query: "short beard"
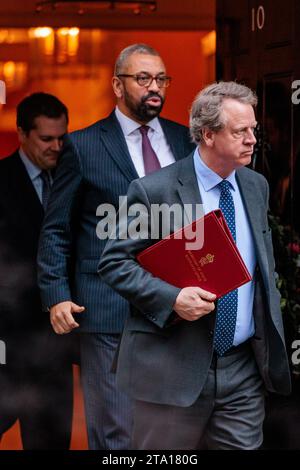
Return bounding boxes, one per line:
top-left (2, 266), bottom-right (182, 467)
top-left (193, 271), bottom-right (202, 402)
top-left (124, 91), bottom-right (164, 122)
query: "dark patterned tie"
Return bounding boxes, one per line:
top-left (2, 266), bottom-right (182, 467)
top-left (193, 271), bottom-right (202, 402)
top-left (139, 125), bottom-right (161, 175)
top-left (214, 180), bottom-right (238, 356)
top-left (40, 170), bottom-right (51, 210)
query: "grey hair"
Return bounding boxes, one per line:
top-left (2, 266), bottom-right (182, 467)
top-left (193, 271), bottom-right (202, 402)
top-left (189, 81), bottom-right (258, 144)
top-left (114, 43), bottom-right (160, 75)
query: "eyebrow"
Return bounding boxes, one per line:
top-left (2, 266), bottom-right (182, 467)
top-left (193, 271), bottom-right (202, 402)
top-left (233, 123), bottom-right (258, 131)
top-left (39, 134), bottom-right (66, 139)
top-left (135, 70), bottom-right (166, 75)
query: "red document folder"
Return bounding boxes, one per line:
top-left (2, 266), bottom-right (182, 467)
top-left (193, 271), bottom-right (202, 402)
top-left (137, 209), bottom-right (252, 298)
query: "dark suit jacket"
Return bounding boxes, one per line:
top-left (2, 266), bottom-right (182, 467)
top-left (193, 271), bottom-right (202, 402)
top-left (37, 111), bottom-right (195, 333)
top-left (0, 151), bottom-right (73, 368)
top-left (99, 154), bottom-right (291, 406)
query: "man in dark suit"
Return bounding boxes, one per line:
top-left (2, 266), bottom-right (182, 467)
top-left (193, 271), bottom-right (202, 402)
top-left (37, 43), bottom-right (195, 450)
top-left (0, 92), bottom-right (73, 449)
top-left (99, 81), bottom-right (291, 450)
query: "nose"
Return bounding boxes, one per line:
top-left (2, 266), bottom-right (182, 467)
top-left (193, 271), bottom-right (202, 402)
top-left (147, 77), bottom-right (160, 93)
top-left (245, 129), bottom-right (257, 145)
top-left (51, 139), bottom-right (63, 152)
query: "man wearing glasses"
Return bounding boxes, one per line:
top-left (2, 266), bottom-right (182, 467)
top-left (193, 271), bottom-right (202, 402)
top-left (37, 43), bottom-right (195, 450)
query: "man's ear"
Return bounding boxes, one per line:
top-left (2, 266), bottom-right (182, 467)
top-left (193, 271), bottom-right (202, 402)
top-left (17, 126), bottom-right (27, 145)
top-left (202, 128), bottom-right (215, 147)
top-left (112, 76), bottom-right (123, 99)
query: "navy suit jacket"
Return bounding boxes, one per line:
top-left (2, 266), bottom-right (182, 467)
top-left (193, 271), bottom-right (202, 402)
top-left (0, 151), bottom-right (44, 332)
top-left (0, 151), bottom-right (75, 367)
top-left (37, 111), bottom-right (195, 333)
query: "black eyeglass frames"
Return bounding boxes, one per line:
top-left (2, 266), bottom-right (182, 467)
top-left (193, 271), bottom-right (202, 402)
top-left (117, 74), bottom-right (171, 88)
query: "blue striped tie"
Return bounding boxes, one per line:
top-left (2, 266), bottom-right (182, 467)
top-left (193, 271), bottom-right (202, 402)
top-left (214, 180), bottom-right (238, 356)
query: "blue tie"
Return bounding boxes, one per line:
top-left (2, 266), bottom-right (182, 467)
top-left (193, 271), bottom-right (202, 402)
top-left (214, 180), bottom-right (238, 356)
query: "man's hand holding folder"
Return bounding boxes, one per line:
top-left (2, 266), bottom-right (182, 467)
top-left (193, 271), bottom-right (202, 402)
top-left (172, 286), bottom-right (216, 322)
top-left (137, 209), bottom-right (252, 322)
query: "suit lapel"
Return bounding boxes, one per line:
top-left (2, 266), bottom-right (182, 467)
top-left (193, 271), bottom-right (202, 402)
top-left (15, 153), bottom-right (44, 227)
top-left (159, 118), bottom-right (184, 162)
top-left (236, 169), bottom-right (270, 284)
top-left (100, 111), bottom-right (139, 182)
top-left (0, 151), bottom-right (44, 236)
top-left (176, 154), bottom-right (203, 223)
top-left (100, 113), bottom-right (189, 181)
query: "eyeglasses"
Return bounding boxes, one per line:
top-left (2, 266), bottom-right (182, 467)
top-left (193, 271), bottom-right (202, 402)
top-left (117, 74), bottom-right (171, 88)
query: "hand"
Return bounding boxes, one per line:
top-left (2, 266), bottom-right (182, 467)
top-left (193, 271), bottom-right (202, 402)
top-left (173, 287), bottom-right (216, 322)
top-left (49, 301), bottom-right (85, 334)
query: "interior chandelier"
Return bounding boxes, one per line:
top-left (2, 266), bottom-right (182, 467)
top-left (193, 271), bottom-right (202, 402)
top-left (35, 0), bottom-right (157, 15)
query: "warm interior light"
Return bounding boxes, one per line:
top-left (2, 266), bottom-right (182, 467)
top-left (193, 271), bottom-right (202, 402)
top-left (57, 27), bottom-right (70, 36)
top-left (68, 29), bottom-right (80, 56)
top-left (3, 61), bottom-right (16, 81)
top-left (44, 30), bottom-right (55, 55)
top-left (56, 28), bottom-right (80, 59)
top-left (201, 31), bottom-right (216, 57)
top-left (29, 27), bottom-right (53, 38)
top-left (0, 30), bottom-right (9, 43)
top-left (29, 27), bottom-right (54, 56)
top-left (0, 29), bottom-right (29, 43)
top-left (69, 27), bottom-right (80, 37)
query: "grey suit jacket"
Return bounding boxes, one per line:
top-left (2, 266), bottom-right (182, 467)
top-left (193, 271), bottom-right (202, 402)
top-left (99, 154), bottom-right (291, 405)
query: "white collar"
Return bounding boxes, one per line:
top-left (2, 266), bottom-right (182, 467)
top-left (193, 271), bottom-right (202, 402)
top-left (19, 148), bottom-right (41, 181)
top-left (115, 106), bottom-right (161, 136)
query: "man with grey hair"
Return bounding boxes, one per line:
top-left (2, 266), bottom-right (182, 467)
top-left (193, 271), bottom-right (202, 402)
top-left (37, 43), bottom-right (194, 449)
top-left (99, 81), bottom-right (291, 449)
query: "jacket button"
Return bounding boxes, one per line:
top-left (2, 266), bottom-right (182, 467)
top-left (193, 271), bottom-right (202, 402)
top-left (209, 330), bottom-right (214, 337)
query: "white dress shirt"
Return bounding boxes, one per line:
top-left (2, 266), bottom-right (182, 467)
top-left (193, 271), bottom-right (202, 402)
top-left (115, 107), bottom-right (175, 177)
